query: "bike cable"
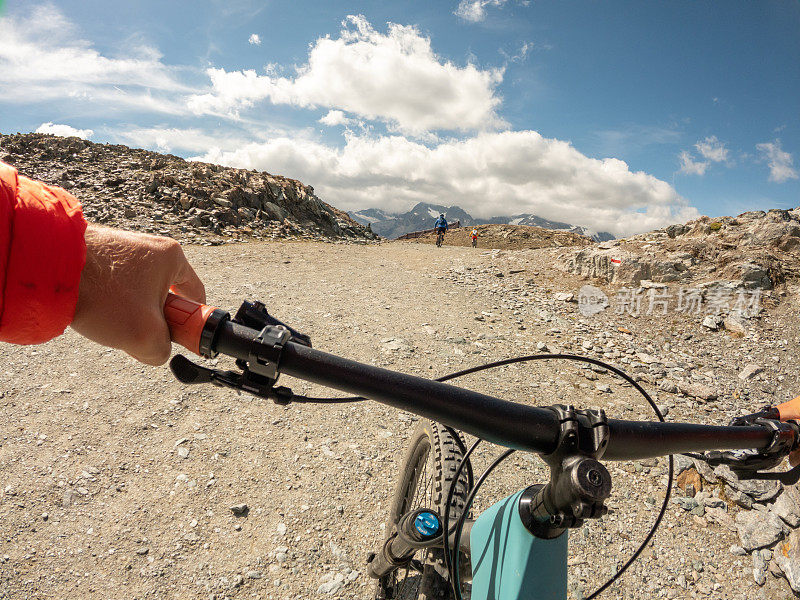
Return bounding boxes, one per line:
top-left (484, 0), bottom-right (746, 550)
top-left (267, 390), bottom-right (365, 403)
top-left (263, 351), bottom-right (673, 599)
top-left (437, 353), bottom-right (673, 600)
top-left (452, 448), bottom-right (515, 600)
top-left (442, 437), bottom-right (482, 598)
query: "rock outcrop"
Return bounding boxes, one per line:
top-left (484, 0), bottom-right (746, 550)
top-left (557, 210), bottom-right (800, 290)
top-left (0, 133), bottom-right (377, 244)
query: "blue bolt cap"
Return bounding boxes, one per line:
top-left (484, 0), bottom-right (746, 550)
top-left (414, 511), bottom-right (441, 537)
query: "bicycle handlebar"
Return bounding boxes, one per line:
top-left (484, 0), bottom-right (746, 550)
top-left (276, 335), bottom-right (776, 460)
top-left (164, 293), bottom-right (789, 461)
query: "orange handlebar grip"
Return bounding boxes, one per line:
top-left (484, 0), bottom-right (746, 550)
top-left (164, 292), bottom-right (223, 356)
top-left (777, 395), bottom-right (800, 422)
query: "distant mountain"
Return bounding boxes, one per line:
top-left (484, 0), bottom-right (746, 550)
top-left (347, 207), bottom-right (395, 226)
top-left (348, 202), bottom-right (473, 239)
top-left (484, 214), bottom-right (614, 241)
top-left (348, 202), bottom-right (615, 242)
top-left (573, 227), bottom-right (616, 243)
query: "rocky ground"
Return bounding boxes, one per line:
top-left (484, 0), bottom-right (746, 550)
top-left (0, 133), bottom-right (376, 244)
top-left (2, 238), bottom-right (800, 600)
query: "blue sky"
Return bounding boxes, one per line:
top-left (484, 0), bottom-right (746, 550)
top-left (0, 0), bottom-right (797, 236)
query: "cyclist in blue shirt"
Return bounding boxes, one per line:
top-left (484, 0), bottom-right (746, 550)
top-left (434, 214), bottom-right (448, 235)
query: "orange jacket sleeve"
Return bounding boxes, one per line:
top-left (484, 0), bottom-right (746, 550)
top-left (0, 160), bottom-right (87, 344)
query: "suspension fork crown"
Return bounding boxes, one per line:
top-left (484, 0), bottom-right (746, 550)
top-left (366, 509), bottom-right (444, 579)
top-left (519, 404), bottom-right (613, 538)
top-left (413, 511), bottom-right (441, 537)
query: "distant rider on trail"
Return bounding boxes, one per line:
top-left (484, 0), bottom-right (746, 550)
top-left (434, 214), bottom-right (448, 247)
top-left (471, 227), bottom-right (478, 247)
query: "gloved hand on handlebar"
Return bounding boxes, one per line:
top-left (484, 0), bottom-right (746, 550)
top-left (71, 225), bottom-right (206, 366)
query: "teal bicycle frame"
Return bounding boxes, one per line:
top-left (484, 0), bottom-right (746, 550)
top-left (470, 490), bottom-right (568, 600)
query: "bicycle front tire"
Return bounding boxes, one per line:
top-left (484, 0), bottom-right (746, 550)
top-left (375, 420), bottom-right (470, 600)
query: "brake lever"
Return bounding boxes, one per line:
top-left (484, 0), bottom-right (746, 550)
top-left (697, 449), bottom-right (785, 472)
top-left (737, 464), bottom-right (800, 485)
top-left (168, 297), bottom-right (314, 406)
top-left (688, 415), bottom-right (800, 482)
top-left (729, 406), bottom-right (779, 426)
top-left (169, 354), bottom-right (295, 405)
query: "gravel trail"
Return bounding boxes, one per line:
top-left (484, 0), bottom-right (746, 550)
top-left (1, 240), bottom-right (798, 600)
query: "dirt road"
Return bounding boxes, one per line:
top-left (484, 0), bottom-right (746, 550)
top-left (1, 240), bottom-right (797, 599)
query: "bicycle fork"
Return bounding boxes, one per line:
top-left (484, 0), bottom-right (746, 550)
top-left (367, 509), bottom-right (473, 580)
top-left (368, 496), bottom-right (570, 600)
top-left (369, 406), bottom-right (612, 599)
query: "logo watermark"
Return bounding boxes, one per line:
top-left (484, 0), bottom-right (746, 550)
top-left (578, 285), bottom-right (609, 317)
top-left (576, 285), bottom-right (761, 318)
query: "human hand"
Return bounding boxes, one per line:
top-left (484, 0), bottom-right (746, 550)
top-left (776, 395), bottom-right (800, 467)
top-left (70, 225), bottom-right (206, 365)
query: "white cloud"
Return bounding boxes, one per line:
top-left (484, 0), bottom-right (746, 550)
top-left (248, 34), bottom-right (261, 46)
top-left (694, 135), bottom-right (729, 163)
top-left (678, 150), bottom-right (708, 176)
top-left (115, 127), bottom-right (241, 153)
top-left (756, 140), bottom-right (799, 183)
top-left (454, 0), bottom-right (507, 22)
top-left (111, 125), bottom-right (306, 154)
top-left (35, 122), bottom-right (94, 139)
top-left (318, 110), bottom-right (353, 127)
top-left (505, 41), bottom-right (533, 63)
top-left (194, 130), bottom-right (696, 237)
top-left (188, 15), bottom-right (506, 135)
top-left (0, 5), bottom-right (189, 114)
top-left (677, 135), bottom-right (730, 177)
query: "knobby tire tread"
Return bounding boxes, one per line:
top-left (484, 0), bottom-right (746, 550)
top-left (378, 420), bottom-right (470, 600)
